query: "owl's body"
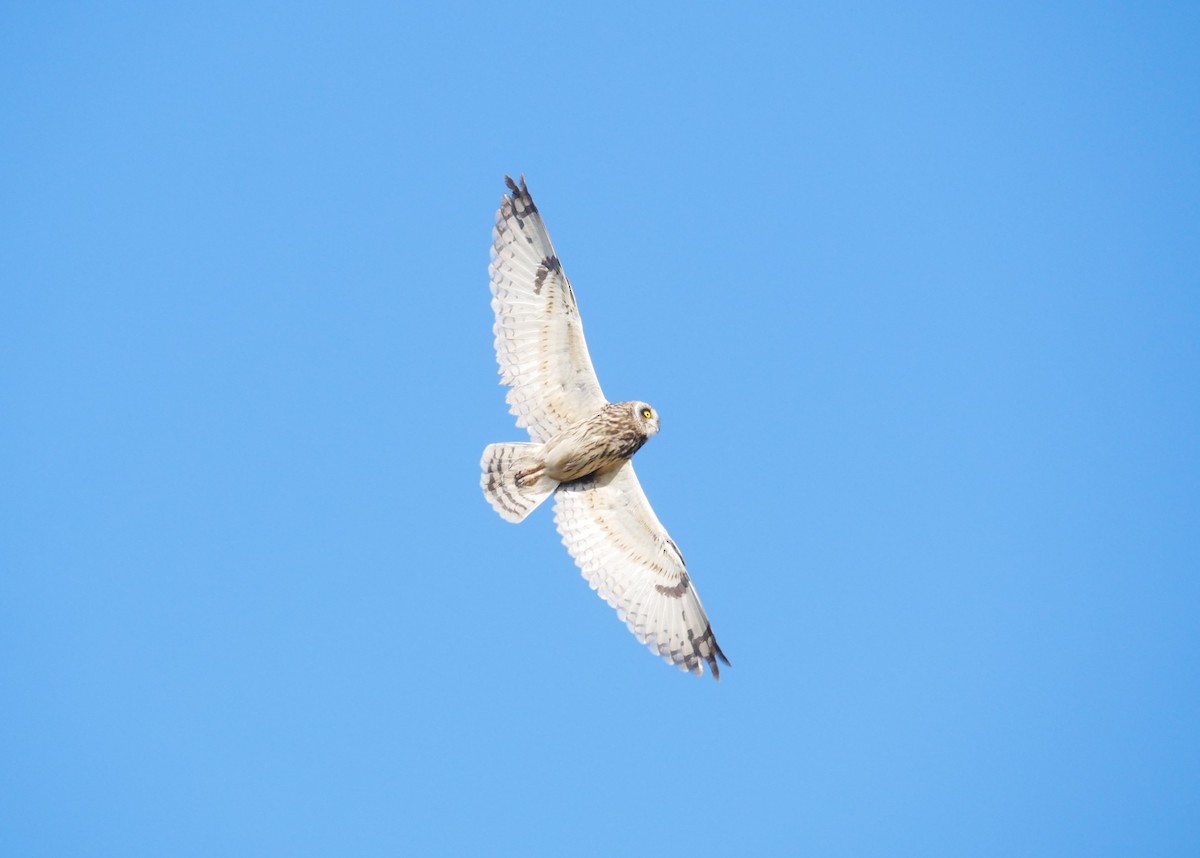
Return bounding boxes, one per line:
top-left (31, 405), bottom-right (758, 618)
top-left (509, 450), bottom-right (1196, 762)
top-left (541, 400), bottom-right (657, 481)
top-left (480, 177), bottom-right (729, 679)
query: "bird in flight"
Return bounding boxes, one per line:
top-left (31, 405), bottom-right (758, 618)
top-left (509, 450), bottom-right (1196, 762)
top-left (480, 176), bottom-right (729, 679)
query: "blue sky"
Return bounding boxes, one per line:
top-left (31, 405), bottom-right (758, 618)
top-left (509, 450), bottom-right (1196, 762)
top-left (3, 2), bottom-right (1198, 855)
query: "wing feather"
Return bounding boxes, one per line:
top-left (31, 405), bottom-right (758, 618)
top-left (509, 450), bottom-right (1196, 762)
top-left (553, 462), bottom-right (729, 678)
top-left (490, 176), bottom-right (607, 442)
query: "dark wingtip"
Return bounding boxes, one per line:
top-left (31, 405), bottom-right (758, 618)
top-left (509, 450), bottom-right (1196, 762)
top-left (502, 175), bottom-right (536, 216)
top-left (708, 640), bottom-right (731, 681)
top-left (503, 174), bottom-right (529, 196)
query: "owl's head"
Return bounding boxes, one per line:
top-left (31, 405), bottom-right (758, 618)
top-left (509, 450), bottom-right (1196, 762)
top-left (632, 401), bottom-right (660, 438)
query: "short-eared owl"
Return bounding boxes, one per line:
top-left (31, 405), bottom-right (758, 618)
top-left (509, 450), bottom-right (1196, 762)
top-left (480, 176), bottom-right (729, 679)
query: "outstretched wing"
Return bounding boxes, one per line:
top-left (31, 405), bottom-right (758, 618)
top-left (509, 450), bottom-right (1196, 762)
top-left (490, 176), bottom-right (607, 443)
top-left (554, 462), bottom-right (729, 678)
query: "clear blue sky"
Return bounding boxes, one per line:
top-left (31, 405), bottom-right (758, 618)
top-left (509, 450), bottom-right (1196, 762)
top-left (3, 2), bottom-right (1198, 855)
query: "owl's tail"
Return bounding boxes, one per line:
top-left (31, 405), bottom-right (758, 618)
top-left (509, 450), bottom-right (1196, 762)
top-left (481, 442), bottom-right (559, 523)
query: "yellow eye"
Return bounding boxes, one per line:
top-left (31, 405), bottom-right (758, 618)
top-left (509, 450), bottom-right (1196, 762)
top-left (642, 408), bottom-right (652, 419)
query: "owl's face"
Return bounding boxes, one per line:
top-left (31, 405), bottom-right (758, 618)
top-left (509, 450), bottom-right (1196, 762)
top-left (632, 401), bottom-right (660, 438)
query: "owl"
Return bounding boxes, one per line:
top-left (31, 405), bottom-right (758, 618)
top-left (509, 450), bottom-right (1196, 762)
top-left (480, 176), bottom-right (729, 679)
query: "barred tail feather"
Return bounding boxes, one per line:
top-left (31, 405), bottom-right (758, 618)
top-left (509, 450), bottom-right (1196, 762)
top-left (481, 442), bottom-right (559, 523)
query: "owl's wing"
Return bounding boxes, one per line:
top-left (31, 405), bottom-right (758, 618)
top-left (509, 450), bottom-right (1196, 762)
top-left (490, 176), bottom-right (608, 442)
top-left (554, 461), bottom-right (729, 679)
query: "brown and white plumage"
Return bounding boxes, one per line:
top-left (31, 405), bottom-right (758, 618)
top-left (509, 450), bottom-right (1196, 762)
top-left (481, 176), bottom-right (729, 679)
top-left (489, 176), bottom-right (607, 442)
top-left (555, 463), bottom-right (727, 676)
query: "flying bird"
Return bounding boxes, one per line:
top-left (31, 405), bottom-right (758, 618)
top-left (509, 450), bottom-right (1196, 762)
top-left (480, 176), bottom-right (729, 679)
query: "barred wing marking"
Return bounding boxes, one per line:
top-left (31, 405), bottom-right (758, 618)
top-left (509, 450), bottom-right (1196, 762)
top-left (490, 176), bottom-right (607, 443)
top-left (554, 462), bottom-right (729, 678)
